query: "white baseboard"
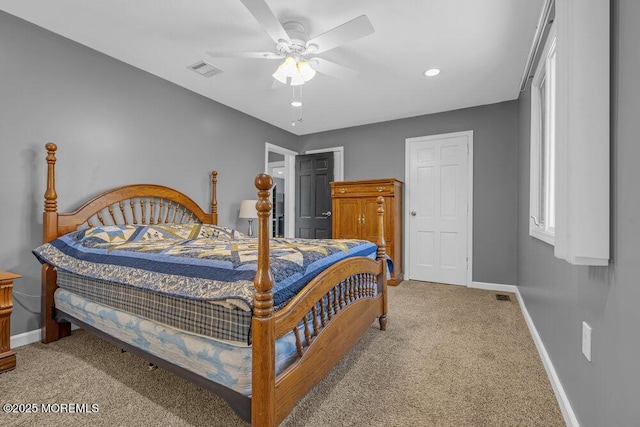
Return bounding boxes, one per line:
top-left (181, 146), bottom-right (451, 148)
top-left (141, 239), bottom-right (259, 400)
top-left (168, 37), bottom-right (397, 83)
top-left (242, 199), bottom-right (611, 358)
top-left (513, 287), bottom-right (580, 427)
top-left (468, 282), bottom-right (518, 294)
top-left (470, 281), bottom-right (579, 427)
top-left (11, 324), bottom-right (80, 349)
top-left (10, 328), bottom-right (42, 348)
top-left (470, 281), bottom-right (518, 293)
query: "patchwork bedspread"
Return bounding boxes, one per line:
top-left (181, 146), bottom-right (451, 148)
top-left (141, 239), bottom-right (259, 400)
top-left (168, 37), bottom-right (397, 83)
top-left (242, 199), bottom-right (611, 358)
top-left (33, 224), bottom-right (378, 310)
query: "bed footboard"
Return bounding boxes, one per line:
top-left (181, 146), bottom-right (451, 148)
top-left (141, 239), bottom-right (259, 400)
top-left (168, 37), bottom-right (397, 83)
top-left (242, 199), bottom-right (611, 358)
top-left (251, 174), bottom-right (388, 426)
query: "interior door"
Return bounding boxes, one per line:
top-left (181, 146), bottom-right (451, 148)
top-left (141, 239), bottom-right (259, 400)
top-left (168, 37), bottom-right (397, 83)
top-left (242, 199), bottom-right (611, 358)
top-left (295, 153), bottom-right (334, 238)
top-left (408, 133), bottom-right (470, 285)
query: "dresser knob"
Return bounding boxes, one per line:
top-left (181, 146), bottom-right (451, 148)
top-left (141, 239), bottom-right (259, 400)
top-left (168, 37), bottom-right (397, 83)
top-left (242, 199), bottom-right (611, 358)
top-left (377, 186), bottom-right (384, 192)
top-left (339, 188), bottom-right (346, 194)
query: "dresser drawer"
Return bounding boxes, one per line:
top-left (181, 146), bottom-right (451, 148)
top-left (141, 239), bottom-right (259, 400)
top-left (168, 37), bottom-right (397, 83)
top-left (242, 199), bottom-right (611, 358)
top-left (331, 183), bottom-right (395, 197)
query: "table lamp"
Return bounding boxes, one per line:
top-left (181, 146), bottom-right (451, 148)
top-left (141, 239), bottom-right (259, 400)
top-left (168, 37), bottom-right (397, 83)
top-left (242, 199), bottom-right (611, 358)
top-left (239, 199), bottom-right (258, 237)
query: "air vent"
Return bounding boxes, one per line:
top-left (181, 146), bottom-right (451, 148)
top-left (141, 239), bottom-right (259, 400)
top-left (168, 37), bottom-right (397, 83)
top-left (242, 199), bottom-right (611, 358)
top-left (187, 61), bottom-right (223, 78)
top-left (496, 294), bottom-right (511, 301)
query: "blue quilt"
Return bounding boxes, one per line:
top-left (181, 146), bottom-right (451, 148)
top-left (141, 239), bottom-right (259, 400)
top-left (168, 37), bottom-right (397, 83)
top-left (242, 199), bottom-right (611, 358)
top-left (33, 224), bottom-right (380, 310)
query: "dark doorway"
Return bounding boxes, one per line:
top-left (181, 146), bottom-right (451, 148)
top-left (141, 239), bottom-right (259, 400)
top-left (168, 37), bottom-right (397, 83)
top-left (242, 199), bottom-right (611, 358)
top-left (295, 152), bottom-right (334, 238)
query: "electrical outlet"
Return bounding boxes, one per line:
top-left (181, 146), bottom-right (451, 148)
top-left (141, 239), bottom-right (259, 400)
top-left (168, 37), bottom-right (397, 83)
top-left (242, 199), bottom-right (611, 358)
top-left (582, 321), bottom-right (592, 362)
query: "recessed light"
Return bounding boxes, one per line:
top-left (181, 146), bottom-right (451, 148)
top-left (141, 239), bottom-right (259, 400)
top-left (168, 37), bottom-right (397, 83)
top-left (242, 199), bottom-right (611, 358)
top-left (424, 68), bottom-right (440, 77)
top-left (291, 100), bottom-right (302, 107)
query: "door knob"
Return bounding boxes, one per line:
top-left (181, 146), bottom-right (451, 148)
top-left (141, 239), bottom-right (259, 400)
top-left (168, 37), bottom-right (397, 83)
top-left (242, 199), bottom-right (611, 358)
top-left (321, 211), bottom-right (332, 217)
top-left (410, 211), bottom-right (417, 216)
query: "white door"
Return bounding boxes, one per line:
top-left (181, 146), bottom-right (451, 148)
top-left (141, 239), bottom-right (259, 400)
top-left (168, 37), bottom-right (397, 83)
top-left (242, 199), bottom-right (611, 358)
top-left (406, 132), bottom-right (472, 285)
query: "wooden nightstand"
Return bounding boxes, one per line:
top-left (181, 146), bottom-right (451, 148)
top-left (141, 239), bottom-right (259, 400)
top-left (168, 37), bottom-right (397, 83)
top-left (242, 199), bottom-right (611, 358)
top-left (0, 270), bottom-right (19, 373)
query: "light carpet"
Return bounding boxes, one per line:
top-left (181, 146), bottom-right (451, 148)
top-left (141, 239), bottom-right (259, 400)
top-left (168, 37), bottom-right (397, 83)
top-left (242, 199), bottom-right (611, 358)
top-left (0, 281), bottom-right (564, 426)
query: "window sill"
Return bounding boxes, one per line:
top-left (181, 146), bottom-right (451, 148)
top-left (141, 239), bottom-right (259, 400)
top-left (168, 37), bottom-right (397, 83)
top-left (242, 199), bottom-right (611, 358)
top-left (530, 228), bottom-right (555, 246)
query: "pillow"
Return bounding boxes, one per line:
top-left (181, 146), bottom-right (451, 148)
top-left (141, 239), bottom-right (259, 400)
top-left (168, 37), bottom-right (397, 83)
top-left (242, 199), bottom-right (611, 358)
top-left (72, 223), bottom-right (244, 246)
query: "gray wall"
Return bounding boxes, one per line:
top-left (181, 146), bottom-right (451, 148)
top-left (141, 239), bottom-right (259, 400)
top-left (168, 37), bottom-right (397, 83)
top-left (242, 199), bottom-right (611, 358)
top-left (0, 12), bottom-right (297, 335)
top-left (299, 102), bottom-right (519, 285)
top-left (516, 1), bottom-right (640, 425)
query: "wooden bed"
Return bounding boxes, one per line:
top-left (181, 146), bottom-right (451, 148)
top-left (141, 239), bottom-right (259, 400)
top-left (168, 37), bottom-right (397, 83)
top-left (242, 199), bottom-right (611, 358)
top-left (40, 143), bottom-right (388, 426)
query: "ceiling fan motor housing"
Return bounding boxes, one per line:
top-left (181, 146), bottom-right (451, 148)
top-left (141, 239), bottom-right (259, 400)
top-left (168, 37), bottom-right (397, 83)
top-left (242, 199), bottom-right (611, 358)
top-left (282, 21), bottom-right (309, 54)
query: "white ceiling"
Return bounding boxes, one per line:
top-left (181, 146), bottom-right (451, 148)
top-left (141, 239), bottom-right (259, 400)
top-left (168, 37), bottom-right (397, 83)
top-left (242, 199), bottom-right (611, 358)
top-left (2, 0), bottom-right (543, 136)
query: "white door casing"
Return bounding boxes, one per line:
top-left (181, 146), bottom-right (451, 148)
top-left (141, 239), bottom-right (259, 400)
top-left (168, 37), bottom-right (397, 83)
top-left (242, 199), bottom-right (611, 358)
top-left (405, 131), bottom-right (473, 286)
top-left (265, 143), bottom-right (297, 238)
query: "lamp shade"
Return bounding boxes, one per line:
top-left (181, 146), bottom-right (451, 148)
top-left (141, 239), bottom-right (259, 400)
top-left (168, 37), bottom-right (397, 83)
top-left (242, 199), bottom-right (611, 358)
top-left (239, 200), bottom-right (258, 219)
top-left (297, 60), bottom-right (316, 82)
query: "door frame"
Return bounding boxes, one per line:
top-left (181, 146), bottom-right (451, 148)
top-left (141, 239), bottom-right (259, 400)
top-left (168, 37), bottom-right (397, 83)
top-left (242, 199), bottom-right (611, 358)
top-left (265, 143), bottom-right (297, 238)
top-left (404, 131), bottom-right (474, 286)
top-left (304, 146), bottom-right (344, 182)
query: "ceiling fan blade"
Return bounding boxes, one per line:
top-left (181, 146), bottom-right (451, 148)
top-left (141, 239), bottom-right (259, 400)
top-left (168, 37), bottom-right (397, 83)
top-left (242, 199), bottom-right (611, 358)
top-left (306, 15), bottom-right (374, 54)
top-left (240, 0), bottom-right (291, 44)
top-left (309, 58), bottom-right (358, 80)
top-left (207, 51), bottom-right (281, 59)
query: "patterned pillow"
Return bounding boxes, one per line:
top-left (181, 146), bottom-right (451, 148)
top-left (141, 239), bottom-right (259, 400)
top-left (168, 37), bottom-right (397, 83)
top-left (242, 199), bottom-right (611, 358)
top-left (73, 224), bottom-right (243, 246)
top-left (75, 225), bottom-right (138, 244)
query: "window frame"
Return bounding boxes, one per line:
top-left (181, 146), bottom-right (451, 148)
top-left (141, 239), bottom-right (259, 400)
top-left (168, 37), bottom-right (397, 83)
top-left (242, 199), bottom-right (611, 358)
top-left (529, 24), bottom-right (557, 246)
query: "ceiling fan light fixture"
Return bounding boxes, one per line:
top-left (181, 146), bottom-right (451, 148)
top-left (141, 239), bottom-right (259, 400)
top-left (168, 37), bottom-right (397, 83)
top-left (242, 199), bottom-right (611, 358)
top-left (272, 65), bottom-right (289, 84)
top-left (290, 73), bottom-right (306, 86)
top-left (281, 56), bottom-right (297, 74)
top-left (297, 60), bottom-right (316, 82)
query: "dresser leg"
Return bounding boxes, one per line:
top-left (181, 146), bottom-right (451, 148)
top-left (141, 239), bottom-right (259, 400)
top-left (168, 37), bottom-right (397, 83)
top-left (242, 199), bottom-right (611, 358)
top-left (0, 271), bottom-right (20, 373)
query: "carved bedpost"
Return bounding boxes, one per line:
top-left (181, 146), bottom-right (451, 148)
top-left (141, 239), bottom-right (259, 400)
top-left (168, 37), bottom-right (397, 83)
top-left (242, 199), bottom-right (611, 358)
top-left (43, 143), bottom-right (58, 243)
top-left (42, 143), bottom-right (71, 343)
top-left (252, 173), bottom-right (276, 427)
top-left (211, 170), bottom-right (218, 225)
top-left (376, 196), bottom-right (388, 331)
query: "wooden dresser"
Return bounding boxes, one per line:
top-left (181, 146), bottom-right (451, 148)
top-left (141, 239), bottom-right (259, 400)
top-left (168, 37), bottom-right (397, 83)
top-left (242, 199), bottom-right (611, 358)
top-left (331, 179), bottom-right (403, 285)
top-left (0, 270), bottom-right (19, 373)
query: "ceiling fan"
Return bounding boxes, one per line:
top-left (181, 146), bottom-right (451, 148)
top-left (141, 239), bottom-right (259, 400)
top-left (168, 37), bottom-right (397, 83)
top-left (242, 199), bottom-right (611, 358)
top-left (206, 0), bottom-right (375, 85)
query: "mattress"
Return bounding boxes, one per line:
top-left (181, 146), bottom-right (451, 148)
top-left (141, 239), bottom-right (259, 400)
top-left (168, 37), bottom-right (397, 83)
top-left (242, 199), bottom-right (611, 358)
top-left (54, 288), bottom-right (300, 396)
top-left (56, 269), bottom-right (252, 344)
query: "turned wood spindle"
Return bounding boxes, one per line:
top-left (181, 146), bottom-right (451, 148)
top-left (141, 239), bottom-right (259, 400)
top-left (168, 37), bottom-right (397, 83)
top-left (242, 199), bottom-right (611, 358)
top-left (251, 173), bottom-right (275, 427)
top-left (149, 198), bottom-right (155, 224)
top-left (211, 171), bottom-right (218, 223)
top-left (303, 314), bottom-right (312, 345)
top-left (108, 205), bottom-right (117, 224)
top-left (96, 211), bottom-right (105, 226)
top-left (140, 199), bottom-right (146, 224)
top-left (311, 305), bottom-right (319, 336)
top-left (44, 143), bottom-right (58, 214)
top-left (119, 202), bottom-right (127, 225)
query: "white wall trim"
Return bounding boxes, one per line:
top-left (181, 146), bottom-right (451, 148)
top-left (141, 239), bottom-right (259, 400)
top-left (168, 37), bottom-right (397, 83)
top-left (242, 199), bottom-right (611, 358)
top-left (469, 281), bottom-right (579, 427)
top-left (11, 328), bottom-right (42, 348)
top-left (469, 281), bottom-right (518, 293)
top-left (514, 287), bottom-right (580, 427)
top-left (11, 324), bottom-right (80, 349)
top-left (265, 142), bottom-right (297, 238)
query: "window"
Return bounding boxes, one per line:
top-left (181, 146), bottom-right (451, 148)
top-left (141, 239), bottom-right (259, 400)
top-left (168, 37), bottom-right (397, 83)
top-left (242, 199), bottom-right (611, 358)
top-left (530, 25), bottom-right (556, 245)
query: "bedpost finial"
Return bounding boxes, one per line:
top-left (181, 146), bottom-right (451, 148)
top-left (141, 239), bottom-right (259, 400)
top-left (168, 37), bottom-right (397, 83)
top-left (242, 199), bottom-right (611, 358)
top-left (211, 170), bottom-right (218, 216)
top-left (376, 196), bottom-right (386, 260)
top-left (255, 173), bottom-right (274, 192)
top-left (254, 173), bottom-right (274, 318)
top-left (44, 143), bottom-right (58, 212)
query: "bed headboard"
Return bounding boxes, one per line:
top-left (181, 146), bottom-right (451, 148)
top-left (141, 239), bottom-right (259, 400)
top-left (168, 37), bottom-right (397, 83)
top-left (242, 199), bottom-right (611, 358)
top-left (42, 143), bottom-right (218, 242)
